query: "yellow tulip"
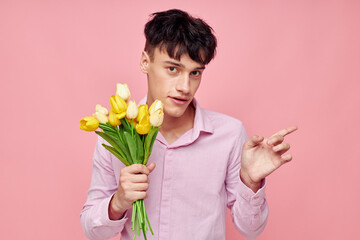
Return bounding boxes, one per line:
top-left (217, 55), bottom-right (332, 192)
top-left (93, 104), bottom-right (109, 124)
top-left (135, 104), bottom-right (151, 134)
top-left (108, 110), bottom-right (121, 126)
top-left (136, 117), bottom-right (151, 135)
top-left (126, 100), bottom-right (138, 119)
top-left (136, 104), bottom-right (148, 122)
top-left (149, 100), bottom-right (164, 127)
top-left (110, 95), bottom-right (127, 118)
top-left (116, 83), bottom-right (131, 101)
top-left (80, 116), bottom-right (99, 131)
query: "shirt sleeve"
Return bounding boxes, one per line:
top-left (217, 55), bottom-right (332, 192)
top-left (225, 124), bottom-right (269, 240)
top-left (80, 136), bottom-right (129, 240)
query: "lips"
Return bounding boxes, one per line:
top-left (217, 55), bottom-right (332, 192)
top-left (171, 96), bottom-right (188, 101)
top-left (169, 96), bottom-right (189, 105)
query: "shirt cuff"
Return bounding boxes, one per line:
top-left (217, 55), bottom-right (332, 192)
top-left (98, 193), bottom-right (129, 227)
top-left (238, 178), bottom-right (266, 206)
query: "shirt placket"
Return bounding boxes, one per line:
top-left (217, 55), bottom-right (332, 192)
top-left (158, 146), bottom-right (173, 240)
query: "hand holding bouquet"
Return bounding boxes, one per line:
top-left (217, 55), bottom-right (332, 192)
top-left (80, 83), bottom-right (163, 239)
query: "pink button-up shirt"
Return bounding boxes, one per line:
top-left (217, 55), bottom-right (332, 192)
top-left (81, 99), bottom-right (268, 240)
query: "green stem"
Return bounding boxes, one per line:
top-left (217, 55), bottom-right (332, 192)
top-left (143, 229), bottom-right (148, 240)
top-left (131, 202), bottom-right (136, 231)
top-left (132, 203), bottom-right (137, 240)
top-left (136, 200), bottom-right (144, 226)
top-left (137, 202), bottom-right (141, 236)
top-left (143, 200), bottom-right (154, 235)
top-left (131, 119), bottom-right (133, 137)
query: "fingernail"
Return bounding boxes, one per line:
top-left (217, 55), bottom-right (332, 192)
top-left (273, 145), bottom-right (280, 151)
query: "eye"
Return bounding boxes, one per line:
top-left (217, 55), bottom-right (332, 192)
top-left (191, 71), bottom-right (201, 77)
top-left (168, 67), bottom-right (177, 73)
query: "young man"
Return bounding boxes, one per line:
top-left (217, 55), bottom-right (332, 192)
top-left (81, 9), bottom-right (297, 240)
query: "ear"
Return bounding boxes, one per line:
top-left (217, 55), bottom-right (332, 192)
top-left (140, 51), bottom-right (150, 73)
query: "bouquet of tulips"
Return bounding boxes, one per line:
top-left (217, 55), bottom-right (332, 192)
top-left (80, 83), bottom-right (164, 239)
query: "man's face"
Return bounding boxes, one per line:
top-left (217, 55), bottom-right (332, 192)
top-left (141, 47), bottom-right (205, 119)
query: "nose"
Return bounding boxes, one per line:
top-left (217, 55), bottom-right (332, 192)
top-left (176, 73), bottom-right (190, 94)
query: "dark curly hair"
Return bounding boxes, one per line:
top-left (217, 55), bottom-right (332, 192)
top-left (144, 9), bottom-right (217, 65)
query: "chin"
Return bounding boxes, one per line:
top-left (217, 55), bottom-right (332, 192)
top-left (164, 107), bottom-right (187, 119)
top-left (165, 110), bottom-right (185, 119)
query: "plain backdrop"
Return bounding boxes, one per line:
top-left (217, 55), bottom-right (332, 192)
top-left (1, 0), bottom-right (359, 239)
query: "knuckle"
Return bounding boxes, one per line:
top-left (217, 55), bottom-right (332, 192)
top-left (120, 167), bottom-right (127, 174)
top-left (131, 164), bottom-right (140, 172)
top-left (136, 164), bottom-right (148, 174)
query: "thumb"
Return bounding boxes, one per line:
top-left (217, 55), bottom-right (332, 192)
top-left (245, 135), bottom-right (264, 148)
top-left (147, 162), bottom-right (156, 173)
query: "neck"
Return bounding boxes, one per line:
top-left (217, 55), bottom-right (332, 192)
top-left (160, 102), bottom-right (195, 145)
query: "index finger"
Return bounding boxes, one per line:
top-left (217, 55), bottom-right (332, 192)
top-left (271, 126), bottom-right (298, 138)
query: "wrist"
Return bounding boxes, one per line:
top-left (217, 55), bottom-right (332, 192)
top-left (108, 193), bottom-right (127, 220)
top-left (240, 169), bottom-right (262, 193)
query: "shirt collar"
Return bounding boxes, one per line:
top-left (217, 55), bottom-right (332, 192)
top-left (192, 98), bottom-right (214, 135)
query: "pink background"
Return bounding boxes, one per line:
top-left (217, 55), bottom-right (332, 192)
top-left (1, 0), bottom-right (359, 239)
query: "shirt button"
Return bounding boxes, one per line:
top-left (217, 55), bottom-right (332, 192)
top-left (253, 196), bottom-right (259, 200)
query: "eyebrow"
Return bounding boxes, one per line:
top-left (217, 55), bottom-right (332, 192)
top-left (164, 61), bottom-right (205, 70)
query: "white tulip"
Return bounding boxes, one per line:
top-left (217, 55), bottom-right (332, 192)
top-left (92, 112), bottom-right (108, 124)
top-left (126, 100), bottom-right (139, 119)
top-left (149, 99), bottom-right (164, 127)
top-left (95, 104), bottom-right (109, 115)
top-left (116, 83), bottom-right (131, 101)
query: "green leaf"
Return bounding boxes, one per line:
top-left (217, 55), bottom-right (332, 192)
top-left (95, 131), bottom-right (127, 161)
top-left (116, 125), bottom-right (125, 144)
top-left (144, 127), bottom-right (158, 153)
top-left (120, 118), bottom-right (132, 134)
top-left (99, 125), bottom-right (118, 140)
top-left (106, 130), bottom-right (120, 141)
top-left (143, 127), bottom-right (159, 165)
top-left (149, 127), bottom-right (159, 155)
top-left (116, 128), bottom-right (133, 165)
top-left (124, 131), bottom-right (138, 164)
top-left (135, 133), bottom-right (144, 163)
top-left (99, 123), bottom-right (117, 133)
top-left (102, 144), bottom-right (130, 166)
